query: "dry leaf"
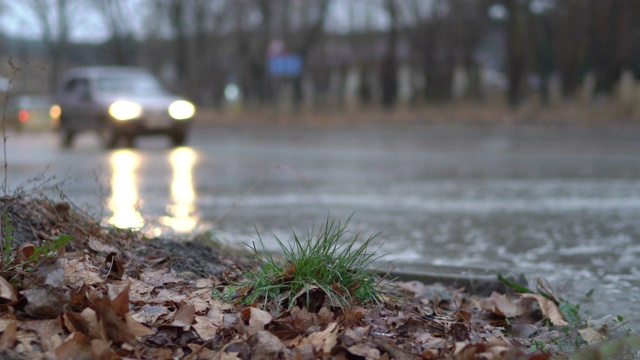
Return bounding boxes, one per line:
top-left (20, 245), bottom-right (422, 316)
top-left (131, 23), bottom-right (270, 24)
top-left (54, 332), bottom-right (96, 359)
top-left (480, 292), bottom-right (523, 318)
top-left (281, 334), bottom-right (302, 347)
top-left (15, 329), bottom-right (38, 353)
top-left (103, 252), bottom-right (125, 280)
top-left (317, 306), bottom-right (335, 325)
top-left (111, 282), bottom-right (130, 316)
top-left (215, 352), bottom-right (242, 360)
top-left (0, 321), bottom-right (17, 350)
top-left (204, 307), bottom-right (225, 329)
top-left (243, 307), bottom-right (272, 333)
top-left (141, 268), bottom-right (182, 286)
top-left (520, 294), bottom-right (569, 326)
top-left (0, 276), bottom-right (17, 303)
top-left (94, 301), bottom-right (135, 344)
top-left (455, 310), bottom-right (472, 323)
top-left (184, 343), bottom-right (216, 360)
top-left (127, 279), bottom-right (155, 303)
top-left (63, 308), bottom-right (107, 341)
top-left (218, 341), bottom-right (251, 359)
top-left (347, 343), bottom-right (381, 360)
top-left (124, 311), bottom-right (155, 337)
top-left (88, 236), bottom-right (120, 255)
top-left (395, 281), bottom-right (426, 297)
top-left (249, 330), bottom-right (287, 360)
top-left (90, 338), bottom-right (114, 358)
top-left (80, 308), bottom-right (106, 341)
top-left (0, 319), bottom-right (16, 333)
top-left (19, 319), bottom-right (64, 352)
top-left (189, 298), bottom-right (210, 315)
top-left (21, 287), bottom-right (68, 318)
top-left (193, 316), bottom-right (219, 341)
top-left (344, 327), bottom-right (370, 345)
top-left (453, 341), bottom-right (482, 360)
top-left (447, 322), bottom-right (470, 342)
top-left (16, 244), bottom-right (36, 263)
top-left (153, 289), bottom-right (186, 303)
top-left (169, 303), bottom-right (195, 328)
top-left (578, 327), bottom-right (606, 345)
top-left (33, 260), bottom-right (65, 288)
top-left (204, 297), bottom-right (234, 312)
top-left (303, 322), bottom-right (339, 355)
top-left (132, 304), bottom-right (170, 325)
top-left (63, 258), bottom-right (103, 286)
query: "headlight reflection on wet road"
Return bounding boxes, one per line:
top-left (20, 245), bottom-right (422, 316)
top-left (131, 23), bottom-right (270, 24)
top-left (161, 147), bottom-right (198, 233)
top-left (108, 149), bottom-right (144, 229)
top-left (108, 147), bottom-right (199, 234)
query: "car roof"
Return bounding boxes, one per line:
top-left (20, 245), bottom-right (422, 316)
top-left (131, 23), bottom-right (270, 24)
top-left (61, 66), bottom-right (154, 80)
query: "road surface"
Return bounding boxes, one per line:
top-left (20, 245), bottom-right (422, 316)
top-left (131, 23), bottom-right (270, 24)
top-left (6, 123), bottom-right (640, 329)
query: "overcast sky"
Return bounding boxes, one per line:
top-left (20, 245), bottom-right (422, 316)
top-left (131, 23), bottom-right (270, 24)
top-left (0, 0), bottom-right (143, 43)
top-left (0, 0), bottom-right (393, 44)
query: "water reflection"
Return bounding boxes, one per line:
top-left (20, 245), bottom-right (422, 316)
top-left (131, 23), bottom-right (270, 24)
top-left (161, 147), bottom-right (198, 233)
top-left (107, 147), bottom-right (199, 233)
top-left (108, 149), bottom-right (144, 229)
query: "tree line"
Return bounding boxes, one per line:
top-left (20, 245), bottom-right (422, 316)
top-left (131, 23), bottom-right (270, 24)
top-left (2, 0), bottom-right (640, 110)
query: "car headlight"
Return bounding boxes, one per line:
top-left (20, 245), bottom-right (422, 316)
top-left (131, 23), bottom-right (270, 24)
top-left (109, 100), bottom-right (142, 121)
top-left (168, 100), bottom-right (195, 120)
top-left (49, 104), bottom-right (61, 120)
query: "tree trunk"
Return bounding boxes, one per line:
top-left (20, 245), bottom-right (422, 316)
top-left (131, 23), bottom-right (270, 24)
top-left (380, 0), bottom-right (398, 109)
top-left (504, 0), bottom-right (529, 107)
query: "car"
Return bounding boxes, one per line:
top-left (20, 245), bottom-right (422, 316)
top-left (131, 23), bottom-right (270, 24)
top-left (4, 95), bottom-right (57, 132)
top-left (53, 66), bottom-right (195, 148)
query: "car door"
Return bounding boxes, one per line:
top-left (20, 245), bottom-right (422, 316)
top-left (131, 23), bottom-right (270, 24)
top-left (59, 77), bottom-right (98, 131)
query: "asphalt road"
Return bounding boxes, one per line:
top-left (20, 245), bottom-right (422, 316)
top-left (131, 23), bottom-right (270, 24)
top-left (6, 123), bottom-right (640, 329)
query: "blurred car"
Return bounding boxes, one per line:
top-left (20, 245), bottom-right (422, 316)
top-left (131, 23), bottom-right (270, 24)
top-left (4, 95), bottom-right (57, 132)
top-left (54, 66), bottom-right (195, 148)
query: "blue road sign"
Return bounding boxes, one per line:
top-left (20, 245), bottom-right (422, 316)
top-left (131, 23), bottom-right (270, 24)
top-left (268, 55), bottom-right (303, 77)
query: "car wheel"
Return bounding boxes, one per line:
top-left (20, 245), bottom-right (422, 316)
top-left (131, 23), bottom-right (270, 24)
top-left (61, 129), bottom-right (75, 148)
top-left (100, 123), bottom-right (118, 149)
top-left (123, 135), bottom-right (135, 148)
top-left (170, 131), bottom-right (187, 147)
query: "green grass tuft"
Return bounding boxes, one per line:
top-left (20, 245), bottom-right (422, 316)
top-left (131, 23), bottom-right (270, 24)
top-left (241, 217), bottom-right (386, 311)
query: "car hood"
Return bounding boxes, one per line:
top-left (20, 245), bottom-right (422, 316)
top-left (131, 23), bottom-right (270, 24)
top-left (96, 94), bottom-right (184, 109)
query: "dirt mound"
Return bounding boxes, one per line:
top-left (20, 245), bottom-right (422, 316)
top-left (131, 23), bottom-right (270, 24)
top-left (0, 194), bottom-right (610, 359)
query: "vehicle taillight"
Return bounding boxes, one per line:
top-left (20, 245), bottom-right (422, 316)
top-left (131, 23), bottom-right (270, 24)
top-left (18, 109), bottom-right (29, 123)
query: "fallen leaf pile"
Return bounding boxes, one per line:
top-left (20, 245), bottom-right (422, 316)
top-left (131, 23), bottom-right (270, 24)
top-left (0, 195), bottom-right (616, 359)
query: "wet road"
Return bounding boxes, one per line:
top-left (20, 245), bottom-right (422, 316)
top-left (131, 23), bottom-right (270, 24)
top-left (6, 124), bottom-right (640, 327)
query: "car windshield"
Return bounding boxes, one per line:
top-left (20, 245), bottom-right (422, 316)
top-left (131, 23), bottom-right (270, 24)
top-left (95, 74), bottom-right (168, 96)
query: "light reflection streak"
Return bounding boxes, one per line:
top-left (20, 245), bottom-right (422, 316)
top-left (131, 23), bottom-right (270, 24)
top-left (108, 149), bottom-right (144, 229)
top-left (160, 147), bottom-right (198, 233)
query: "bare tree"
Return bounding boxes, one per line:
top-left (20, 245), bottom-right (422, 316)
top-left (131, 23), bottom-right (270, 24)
top-left (24, 0), bottom-right (77, 92)
top-left (91, 0), bottom-right (137, 65)
top-left (405, 0), bottom-right (456, 103)
top-left (380, 0), bottom-right (399, 108)
top-left (449, 0), bottom-right (491, 101)
top-left (161, 0), bottom-right (189, 94)
top-left (547, 0), bottom-right (589, 98)
top-left (283, 0), bottom-right (330, 109)
top-left (189, 0), bottom-right (228, 106)
top-left (228, 0), bottom-right (271, 105)
top-left (587, 0), bottom-right (635, 94)
top-left (501, 0), bottom-right (533, 106)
